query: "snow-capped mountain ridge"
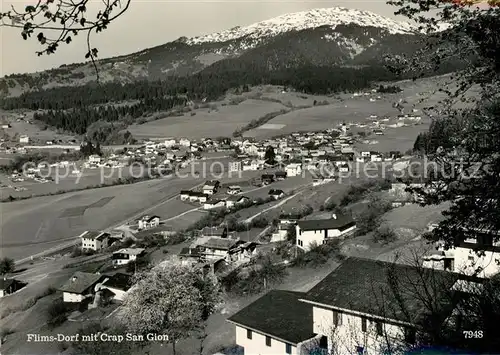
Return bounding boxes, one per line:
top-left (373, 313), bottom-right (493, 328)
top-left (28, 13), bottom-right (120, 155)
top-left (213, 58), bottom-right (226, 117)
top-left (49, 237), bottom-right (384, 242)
top-left (187, 7), bottom-right (417, 45)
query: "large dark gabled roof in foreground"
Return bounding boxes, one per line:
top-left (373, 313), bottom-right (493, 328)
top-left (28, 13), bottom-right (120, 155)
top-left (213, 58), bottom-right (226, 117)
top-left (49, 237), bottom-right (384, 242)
top-left (302, 257), bottom-right (466, 324)
top-left (228, 290), bottom-right (314, 345)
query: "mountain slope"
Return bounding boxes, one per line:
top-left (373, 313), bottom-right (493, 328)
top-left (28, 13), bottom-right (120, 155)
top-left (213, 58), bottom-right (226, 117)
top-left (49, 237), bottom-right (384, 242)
top-left (0, 7), bottom-right (430, 97)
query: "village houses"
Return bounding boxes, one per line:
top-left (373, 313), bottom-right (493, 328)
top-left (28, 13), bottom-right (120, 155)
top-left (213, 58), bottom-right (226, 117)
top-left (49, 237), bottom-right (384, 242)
top-left (296, 214), bottom-right (356, 251)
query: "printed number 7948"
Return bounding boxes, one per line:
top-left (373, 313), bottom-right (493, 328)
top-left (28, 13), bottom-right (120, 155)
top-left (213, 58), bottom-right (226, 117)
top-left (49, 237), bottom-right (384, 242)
top-left (463, 330), bottom-right (483, 339)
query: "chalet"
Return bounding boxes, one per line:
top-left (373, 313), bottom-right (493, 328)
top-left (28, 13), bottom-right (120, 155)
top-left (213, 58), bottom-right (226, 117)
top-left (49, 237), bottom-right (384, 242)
top-left (229, 161), bottom-right (242, 172)
top-left (274, 171), bottom-right (287, 181)
top-left (0, 278), bottom-right (26, 298)
top-left (373, 129), bottom-right (384, 135)
top-left (180, 190), bottom-right (191, 200)
top-left (227, 185), bottom-right (242, 195)
top-left (338, 164), bottom-right (350, 173)
top-left (99, 273), bottom-right (133, 302)
top-left (271, 223), bottom-right (292, 242)
top-left (228, 257), bottom-right (484, 355)
top-left (19, 135), bottom-right (29, 144)
top-left (370, 153), bottom-right (383, 162)
top-left (88, 155), bottom-right (102, 164)
top-left (179, 138), bottom-right (191, 147)
top-left (178, 246), bottom-right (204, 265)
top-left (59, 272), bottom-right (103, 303)
top-left (228, 241), bottom-right (259, 262)
top-left (203, 180), bottom-right (220, 195)
top-left (189, 192), bottom-right (209, 203)
top-left (286, 163), bottom-right (302, 177)
top-left (164, 138), bottom-right (176, 147)
top-left (261, 174), bottom-right (275, 185)
top-left (1, 124), bottom-right (11, 129)
top-left (198, 237), bottom-right (239, 260)
top-left (112, 248), bottom-right (145, 266)
top-left (226, 195), bottom-right (250, 209)
top-left (204, 199), bottom-right (226, 210)
top-left (81, 231), bottom-right (110, 251)
top-left (296, 214), bottom-right (356, 251)
top-left (269, 189), bottom-right (285, 200)
top-left (137, 215), bottom-right (160, 230)
top-left (203, 185), bottom-right (217, 195)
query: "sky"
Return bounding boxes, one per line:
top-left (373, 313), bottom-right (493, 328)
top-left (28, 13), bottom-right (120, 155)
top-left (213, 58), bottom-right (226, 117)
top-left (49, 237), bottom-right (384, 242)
top-left (0, 0), bottom-right (403, 76)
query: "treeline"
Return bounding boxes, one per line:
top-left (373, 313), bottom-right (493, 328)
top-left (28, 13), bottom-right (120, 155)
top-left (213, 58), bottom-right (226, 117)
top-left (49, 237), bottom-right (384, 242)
top-left (32, 96), bottom-right (186, 134)
top-left (2, 65), bottom-right (404, 112)
top-left (377, 85), bottom-right (402, 93)
top-left (413, 117), bottom-right (460, 154)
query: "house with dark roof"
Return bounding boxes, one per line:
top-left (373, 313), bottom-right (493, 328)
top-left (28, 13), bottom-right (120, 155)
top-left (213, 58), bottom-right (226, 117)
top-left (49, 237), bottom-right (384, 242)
top-left (137, 215), bottom-right (160, 230)
top-left (200, 226), bottom-right (227, 239)
top-left (228, 257), bottom-right (485, 355)
top-left (81, 230), bottom-right (111, 251)
top-left (59, 272), bottom-right (104, 303)
top-left (198, 237), bottom-right (239, 260)
top-left (204, 199), bottom-right (226, 210)
top-left (225, 195), bottom-right (250, 209)
top-left (227, 290), bottom-right (319, 355)
top-left (296, 213), bottom-right (356, 251)
top-left (112, 248), bottom-right (146, 266)
top-left (269, 189), bottom-right (285, 200)
top-left (0, 278), bottom-right (27, 298)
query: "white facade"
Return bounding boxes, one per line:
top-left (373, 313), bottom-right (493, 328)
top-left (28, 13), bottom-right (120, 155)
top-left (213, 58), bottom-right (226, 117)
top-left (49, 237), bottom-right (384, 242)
top-left (453, 244), bottom-right (500, 278)
top-left (63, 292), bottom-right (86, 303)
top-left (296, 225), bottom-right (356, 251)
top-left (204, 200), bottom-right (225, 210)
top-left (229, 161), bottom-right (242, 172)
top-left (138, 217), bottom-right (160, 230)
top-left (235, 326), bottom-right (298, 355)
top-left (164, 139), bottom-right (176, 147)
top-left (310, 305), bottom-right (408, 355)
top-left (286, 164), bottom-right (303, 177)
top-left (179, 138), bottom-right (191, 147)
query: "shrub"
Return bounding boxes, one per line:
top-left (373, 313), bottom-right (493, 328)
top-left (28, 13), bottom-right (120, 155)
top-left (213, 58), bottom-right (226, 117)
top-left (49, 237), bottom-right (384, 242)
top-left (373, 225), bottom-right (397, 244)
top-left (292, 240), bottom-right (342, 268)
top-left (47, 299), bottom-right (68, 329)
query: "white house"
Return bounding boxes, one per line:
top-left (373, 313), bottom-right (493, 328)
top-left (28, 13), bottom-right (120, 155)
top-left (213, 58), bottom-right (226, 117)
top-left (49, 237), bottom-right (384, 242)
top-left (371, 154), bottom-right (383, 162)
top-left (204, 199), bottom-right (226, 210)
top-left (137, 215), bottom-right (160, 230)
top-left (286, 163), bottom-right (303, 177)
top-left (242, 160), bottom-right (260, 171)
top-left (269, 189), bottom-right (285, 200)
top-left (164, 138), bottom-right (176, 147)
top-left (112, 248), bottom-right (145, 266)
top-left (203, 185), bottom-right (217, 195)
top-left (338, 164), bottom-right (350, 173)
top-left (451, 235), bottom-right (500, 278)
top-left (296, 214), bottom-right (356, 251)
top-left (88, 154), bottom-right (102, 164)
top-left (59, 272), bottom-right (103, 303)
top-left (19, 135), bottom-right (29, 144)
top-left (179, 138), bottom-right (191, 147)
top-left (0, 279), bottom-right (24, 298)
top-left (228, 257), bottom-right (484, 355)
top-left (229, 161), bottom-right (242, 172)
top-left (228, 290), bottom-right (316, 355)
top-left (225, 195), bottom-right (250, 209)
top-left (227, 185), bottom-right (242, 195)
top-left (81, 231), bottom-right (110, 251)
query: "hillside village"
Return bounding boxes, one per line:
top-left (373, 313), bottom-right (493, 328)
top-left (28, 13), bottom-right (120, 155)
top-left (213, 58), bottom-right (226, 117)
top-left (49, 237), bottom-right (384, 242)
top-left (0, 1), bottom-right (498, 354)
top-left (1, 115), bottom-right (498, 355)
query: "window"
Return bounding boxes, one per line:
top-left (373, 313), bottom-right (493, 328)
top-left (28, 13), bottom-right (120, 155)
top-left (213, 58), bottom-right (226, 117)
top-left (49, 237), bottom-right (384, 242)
top-left (265, 336), bottom-right (271, 347)
top-left (356, 346), bottom-right (364, 355)
top-left (376, 322), bottom-right (383, 336)
top-left (285, 343), bottom-right (292, 354)
top-left (246, 329), bottom-right (252, 340)
top-left (332, 311), bottom-right (341, 326)
top-left (468, 255), bottom-right (475, 261)
top-left (298, 240), bottom-right (303, 247)
top-left (361, 318), bottom-right (367, 332)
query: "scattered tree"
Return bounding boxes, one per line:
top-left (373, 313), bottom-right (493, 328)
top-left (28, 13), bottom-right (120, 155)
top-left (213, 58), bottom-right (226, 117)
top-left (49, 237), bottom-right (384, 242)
top-left (0, 257), bottom-right (15, 275)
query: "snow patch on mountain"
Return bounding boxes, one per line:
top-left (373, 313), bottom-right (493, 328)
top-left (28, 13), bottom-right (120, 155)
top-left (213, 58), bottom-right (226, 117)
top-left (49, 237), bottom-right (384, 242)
top-left (187, 7), bottom-right (417, 46)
